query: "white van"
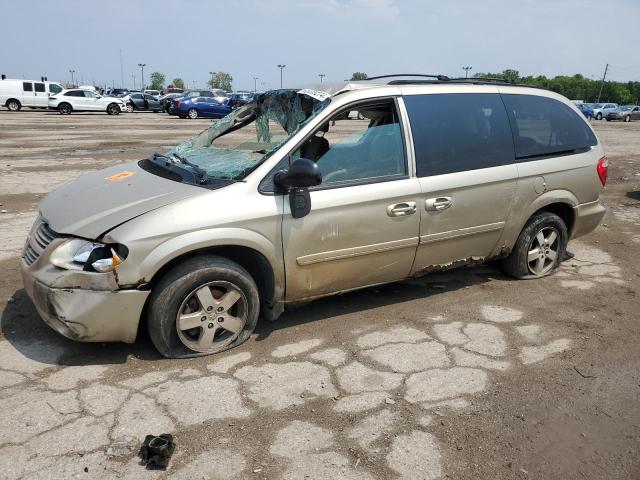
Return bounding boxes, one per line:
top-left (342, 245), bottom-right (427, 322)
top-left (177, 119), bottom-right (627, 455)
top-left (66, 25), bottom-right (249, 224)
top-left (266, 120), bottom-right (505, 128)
top-left (0, 79), bottom-right (64, 111)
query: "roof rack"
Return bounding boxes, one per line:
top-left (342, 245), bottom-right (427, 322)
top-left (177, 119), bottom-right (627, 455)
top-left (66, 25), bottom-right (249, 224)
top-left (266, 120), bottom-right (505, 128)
top-left (363, 73), bottom-right (540, 89)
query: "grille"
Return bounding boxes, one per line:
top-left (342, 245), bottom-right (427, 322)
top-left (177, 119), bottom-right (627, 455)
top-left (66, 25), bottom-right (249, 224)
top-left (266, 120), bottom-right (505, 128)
top-left (22, 220), bottom-right (59, 266)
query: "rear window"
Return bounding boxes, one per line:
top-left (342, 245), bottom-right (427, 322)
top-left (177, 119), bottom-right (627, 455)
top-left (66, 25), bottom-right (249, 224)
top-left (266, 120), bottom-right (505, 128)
top-left (404, 93), bottom-right (514, 177)
top-left (502, 94), bottom-right (597, 160)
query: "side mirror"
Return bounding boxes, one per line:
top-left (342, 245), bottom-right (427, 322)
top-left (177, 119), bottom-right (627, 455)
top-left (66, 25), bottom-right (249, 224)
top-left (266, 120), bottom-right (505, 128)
top-left (274, 158), bottom-right (322, 190)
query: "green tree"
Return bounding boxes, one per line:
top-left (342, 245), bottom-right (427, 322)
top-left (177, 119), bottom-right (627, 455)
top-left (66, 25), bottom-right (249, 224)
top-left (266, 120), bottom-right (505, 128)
top-left (350, 72), bottom-right (368, 81)
top-left (149, 72), bottom-right (165, 91)
top-left (208, 72), bottom-right (233, 92)
top-left (172, 78), bottom-right (185, 89)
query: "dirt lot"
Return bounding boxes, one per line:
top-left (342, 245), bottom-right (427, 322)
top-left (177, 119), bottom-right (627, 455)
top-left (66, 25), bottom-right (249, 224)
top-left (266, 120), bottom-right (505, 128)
top-left (0, 110), bottom-right (639, 479)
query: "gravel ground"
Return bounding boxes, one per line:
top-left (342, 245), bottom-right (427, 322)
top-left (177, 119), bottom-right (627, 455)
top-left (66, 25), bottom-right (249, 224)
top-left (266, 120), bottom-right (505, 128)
top-left (0, 110), bottom-right (638, 479)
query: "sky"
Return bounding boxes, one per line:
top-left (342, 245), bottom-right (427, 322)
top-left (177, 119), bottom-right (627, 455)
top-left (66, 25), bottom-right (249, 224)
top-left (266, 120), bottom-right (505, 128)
top-left (1, 0), bottom-right (639, 91)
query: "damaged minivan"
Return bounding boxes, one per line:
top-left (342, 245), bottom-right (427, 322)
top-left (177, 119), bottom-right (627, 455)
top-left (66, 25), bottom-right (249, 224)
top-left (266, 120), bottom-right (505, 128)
top-left (21, 77), bottom-right (607, 357)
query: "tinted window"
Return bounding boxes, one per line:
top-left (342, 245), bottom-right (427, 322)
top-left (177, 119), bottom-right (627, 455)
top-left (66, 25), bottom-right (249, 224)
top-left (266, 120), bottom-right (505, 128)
top-left (502, 94), bottom-right (597, 160)
top-left (83, 90), bottom-right (97, 98)
top-left (49, 84), bottom-right (62, 93)
top-left (404, 93), bottom-right (514, 177)
top-left (64, 90), bottom-right (84, 97)
top-left (131, 93), bottom-right (142, 99)
top-left (34, 83), bottom-right (45, 92)
top-left (23, 82), bottom-right (33, 92)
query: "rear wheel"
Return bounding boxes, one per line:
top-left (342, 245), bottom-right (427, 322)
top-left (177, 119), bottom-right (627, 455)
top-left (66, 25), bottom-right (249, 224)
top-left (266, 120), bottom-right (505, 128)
top-left (58, 103), bottom-right (72, 115)
top-left (6, 99), bottom-right (21, 111)
top-left (147, 256), bottom-right (260, 358)
top-left (596, 112), bottom-right (602, 120)
top-left (125, 103), bottom-right (134, 113)
top-left (187, 108), bottom-right (198, 119)
top-left (106, 103), bottom-right (120, 115)
top-left (500, 211), bottom-right (568, 279)
top-left (624, 115), bottom-right (631, 123)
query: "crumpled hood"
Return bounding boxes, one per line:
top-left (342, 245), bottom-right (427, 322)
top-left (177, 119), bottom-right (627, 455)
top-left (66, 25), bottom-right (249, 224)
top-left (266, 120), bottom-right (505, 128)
top-left (40, 161), bottom-right (206, 239)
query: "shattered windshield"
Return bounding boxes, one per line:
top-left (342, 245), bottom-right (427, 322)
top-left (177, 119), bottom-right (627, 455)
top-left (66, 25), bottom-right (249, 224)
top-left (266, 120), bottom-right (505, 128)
top-left (170, 90), bottom-right (331, 181)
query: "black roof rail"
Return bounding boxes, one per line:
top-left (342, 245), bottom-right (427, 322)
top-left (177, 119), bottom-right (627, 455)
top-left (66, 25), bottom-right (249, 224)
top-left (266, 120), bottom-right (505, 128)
top-left (365, 74), bottom-right (451, 82)
top-left (362, 74), bottom-right (541, 89)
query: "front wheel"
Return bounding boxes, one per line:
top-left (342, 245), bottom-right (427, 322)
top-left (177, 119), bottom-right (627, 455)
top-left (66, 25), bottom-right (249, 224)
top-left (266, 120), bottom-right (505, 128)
top-left (125, 103), bottom-right (134, 113)
top-left (500, 211), bottom-right (568, 280)
top-left (596, 112), bottom-right (602, 120)
top-left (187, 108), bottom-right (198, 119)
top-left (107, 103), bottom-right (120, 115)
top-left (147, 256), bottom-right (260, 358)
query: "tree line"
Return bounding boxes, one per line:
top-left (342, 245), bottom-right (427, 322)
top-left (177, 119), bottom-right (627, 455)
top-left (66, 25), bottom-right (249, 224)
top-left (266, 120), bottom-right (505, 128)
top-left (474, 70), bottom-right (640, 104)
top-left (147, 71), bottom-right (233, 92)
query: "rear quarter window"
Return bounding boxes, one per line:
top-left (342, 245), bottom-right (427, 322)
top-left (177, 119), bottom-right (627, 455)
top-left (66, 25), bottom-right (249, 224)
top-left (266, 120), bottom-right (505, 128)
top-left (502, 94), bottom-right (597, 160)
top-left (404, 93), bottom-right (515, 177)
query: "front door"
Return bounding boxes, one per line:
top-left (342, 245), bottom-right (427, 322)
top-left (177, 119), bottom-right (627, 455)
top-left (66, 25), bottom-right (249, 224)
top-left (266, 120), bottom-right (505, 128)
top-left (22, 82), bottom-right (35, 107)
top-left (402, 92), bottom-right (517, 273)
top-left (33, 82), bottom-right (48, 107)
top-left (282, 98), bottom-right (421, 301)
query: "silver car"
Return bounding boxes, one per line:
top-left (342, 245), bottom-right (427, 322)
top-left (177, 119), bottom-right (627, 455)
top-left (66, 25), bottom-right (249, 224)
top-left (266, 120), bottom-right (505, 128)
top-left (21, 80), bottom-right (607, 358)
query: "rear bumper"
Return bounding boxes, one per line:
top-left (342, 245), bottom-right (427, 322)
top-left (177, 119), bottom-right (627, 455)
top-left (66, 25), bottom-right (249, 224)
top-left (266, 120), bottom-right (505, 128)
top-left (571, 200), bottom-right (606, 239)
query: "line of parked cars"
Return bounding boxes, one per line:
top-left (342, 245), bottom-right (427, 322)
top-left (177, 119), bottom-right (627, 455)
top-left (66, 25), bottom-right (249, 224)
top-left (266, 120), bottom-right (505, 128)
top-left (573, 101), bottom-right (640, 122)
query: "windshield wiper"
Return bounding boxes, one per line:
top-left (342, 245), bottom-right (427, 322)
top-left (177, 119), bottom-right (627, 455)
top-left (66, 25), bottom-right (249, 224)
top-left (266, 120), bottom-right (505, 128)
top-left (152, 152), bottom-right (209, 184)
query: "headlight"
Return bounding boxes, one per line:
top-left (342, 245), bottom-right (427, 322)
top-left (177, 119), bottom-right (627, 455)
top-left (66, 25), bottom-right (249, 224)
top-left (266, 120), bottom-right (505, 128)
top-left (50, 239), bottom-right (128, 273)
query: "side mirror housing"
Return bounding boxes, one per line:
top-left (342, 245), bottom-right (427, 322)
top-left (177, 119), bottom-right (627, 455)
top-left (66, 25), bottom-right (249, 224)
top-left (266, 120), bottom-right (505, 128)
top-left (274, 158), bottom-right (322, 190)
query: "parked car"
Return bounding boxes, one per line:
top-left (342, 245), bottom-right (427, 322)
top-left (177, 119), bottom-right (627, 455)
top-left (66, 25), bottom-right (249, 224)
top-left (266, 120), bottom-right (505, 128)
top-left (605, 105), bottom-right (640, 122)
top-left (48, 89), bottom-right (126, 115)
top-left (159, 92), bottom-right (183, 112)
top-left (229, 92), bottom-right (254, 108)
top-left (166, 90), bottom-right (222, 115)
top-left (105, 88), bottom-right (130, 97)
top-left (144, 89), bottom-right (161, 99)
top-left (591, 103), bottom-right (618, 120)
top-left (122, 92), bottom-right (162, 112)
top-left (576, 103), bottom-right (594, 119)
top-left (174, 96), bottom-right (232, 119)
top-left (1, 78), bottom-right (63, 111)
top-left (21, 82), bottom-right (606, 358)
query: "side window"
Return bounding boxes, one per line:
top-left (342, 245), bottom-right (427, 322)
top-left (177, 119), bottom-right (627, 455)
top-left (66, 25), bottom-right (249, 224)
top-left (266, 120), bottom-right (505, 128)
top-left (49, 84), bottom-right (62, 94)
top-left (201, 91), bottom-right (213, 97)
top-left (293, 99), bottom-right (406, 186)
top-left (64, 90), bottom-right (83, 97)
top-left (404, 93), bottom-right (514, 177)
top-left (83, 90), bottom-right (97, 98)
top-left (23, 82), bottom-right (33, 92)
top-left (144, 94), bottom-right (154, 100)
top-left (34, 83), bottom-right (45, 93)
top-left (502, 94), bottom-right (597, 160)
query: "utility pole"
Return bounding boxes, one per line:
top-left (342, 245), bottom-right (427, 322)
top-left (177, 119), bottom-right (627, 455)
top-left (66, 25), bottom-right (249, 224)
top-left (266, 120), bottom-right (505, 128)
top-left (253, 76), bottom-right (258, 92)
top-left (277, 64), bottom-right (286, 88)
top-left (596, 63), bottom-right (609, 103)
top-left (131, 74), bottom-right (136, 90)
top-left (138, 63), bottom-right (146, 91)
top-left (69, 69), bottom-right (75, 86)
top-left (209, 71), bottom-right (215, 88)
top-left (462, 66), bottom-right (472, 78)
top-left (318, 73), bottom-right (325, 83)
top-left (119, 49), bottom-right (124, 87)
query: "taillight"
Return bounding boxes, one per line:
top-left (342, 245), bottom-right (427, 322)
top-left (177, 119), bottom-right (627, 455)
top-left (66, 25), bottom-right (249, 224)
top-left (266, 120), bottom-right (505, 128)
top-left (177, 100), bottom-right (181, 108)
top-left (597, 156), bottom-right (608, 186)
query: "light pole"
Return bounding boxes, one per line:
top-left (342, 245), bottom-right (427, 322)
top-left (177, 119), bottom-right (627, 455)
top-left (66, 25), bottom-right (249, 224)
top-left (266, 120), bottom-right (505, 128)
top-left (209, 71), bottom-right (215, 89)
top-left (137, 63), bottom-right (146, 91)
top-left (318, 73), bottom-right (325, 83)
top-left (253, 76), bottom-right (258, 92)
top-left (277, 64), bottom-right (286, 88)
top-left (69, 69), bottom-right (75, 86)
top-left (131, 74), bottom-right (136, 90)
top-left (462, 66), bottom-right (472, 78)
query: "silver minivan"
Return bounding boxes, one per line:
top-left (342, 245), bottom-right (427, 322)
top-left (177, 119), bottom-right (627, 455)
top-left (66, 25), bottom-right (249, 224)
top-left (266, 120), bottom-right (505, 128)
top-left (21, 78), bottom-right (607, 357)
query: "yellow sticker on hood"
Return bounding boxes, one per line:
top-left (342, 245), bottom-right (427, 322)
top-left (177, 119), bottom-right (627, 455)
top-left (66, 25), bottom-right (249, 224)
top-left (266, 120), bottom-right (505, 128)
top-left (106, 171), bottom-right (135, 181)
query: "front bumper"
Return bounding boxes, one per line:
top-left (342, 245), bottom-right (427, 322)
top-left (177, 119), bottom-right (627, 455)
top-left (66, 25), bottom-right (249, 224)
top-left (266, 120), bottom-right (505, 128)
top-left (20, 219), bottom-right (149, 343)
top-left (571, 200), bottom-right (606, 239)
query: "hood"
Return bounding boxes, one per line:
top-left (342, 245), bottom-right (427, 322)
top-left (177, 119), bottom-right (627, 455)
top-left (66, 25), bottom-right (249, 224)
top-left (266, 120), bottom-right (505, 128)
top-left (40, 161), bottom-right (206, 239)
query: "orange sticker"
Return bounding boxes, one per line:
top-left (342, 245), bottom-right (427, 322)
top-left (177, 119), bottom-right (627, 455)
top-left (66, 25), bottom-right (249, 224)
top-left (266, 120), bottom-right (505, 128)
top-left (106, 171), bottom-right (135, 182)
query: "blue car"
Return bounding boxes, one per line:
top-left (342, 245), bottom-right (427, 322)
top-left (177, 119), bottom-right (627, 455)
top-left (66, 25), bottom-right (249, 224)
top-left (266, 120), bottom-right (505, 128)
top-left (576, 103), bottom-right (594, 119)
top-left (175, 96), bottom-right (232, 119)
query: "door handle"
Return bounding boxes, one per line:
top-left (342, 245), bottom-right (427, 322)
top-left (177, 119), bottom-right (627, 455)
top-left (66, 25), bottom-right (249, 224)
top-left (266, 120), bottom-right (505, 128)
top-left (387, 201), bottom-right (417, 217)
top-left (425, 197), bottom-right (452, 211)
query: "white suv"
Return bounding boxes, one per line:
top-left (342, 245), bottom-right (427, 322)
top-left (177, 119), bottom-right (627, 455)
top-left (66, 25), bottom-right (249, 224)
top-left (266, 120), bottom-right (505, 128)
top-left (49, 89), bottom-right (126, 115)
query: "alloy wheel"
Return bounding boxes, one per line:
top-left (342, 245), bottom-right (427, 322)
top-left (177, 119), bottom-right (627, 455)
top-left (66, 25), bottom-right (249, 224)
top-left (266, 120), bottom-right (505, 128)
top-left (175, 281), bottom-right (247, 353)
top-left (527, 226), bottom-right (559, 276)
top-left (188, 109), bottom-right (198, 119)
top-left (7, 101), bottom-right (19, 111)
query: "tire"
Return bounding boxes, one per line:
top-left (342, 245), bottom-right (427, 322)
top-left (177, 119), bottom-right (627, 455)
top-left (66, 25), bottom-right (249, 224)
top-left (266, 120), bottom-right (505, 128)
top-left (153, 110), bottom-right (158, 113)
top-left (147, 255), bottom-right (260, 358)
top-left (596, 112), bottom-right (602, 120)
top-left (624, 115), bottom-right (631, 123)
top-left (58, 103), bottom-right (72, 115)
top-left (606, 118), bottom-right (611, 122)
top-left (500, 211), bottom-right (568, 280)
top-left (106, 103), bottom-right (120, 115)
top-left (6, 99), bottom-right (21, 111)
top-left (125, 103), bottom-right (134, 113)
top-left (187, 108), bottom-right (198, 119)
